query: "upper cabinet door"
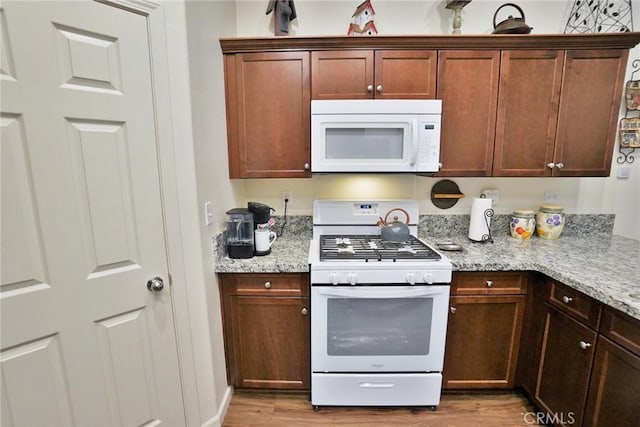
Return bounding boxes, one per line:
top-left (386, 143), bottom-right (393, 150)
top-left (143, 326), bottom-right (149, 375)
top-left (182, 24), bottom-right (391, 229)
top-left (553, 49), bottom-right (628, 177)
top-left (374, 50), bottom-right (436, 99)
top-left (311, 50), bottom-right (374, 99)
top-left (437, 50), bottom-right (500, 177)
top-left (225, 52), bottom-right (311, 178)
top-left (311, 50), bottom-right (436, 99)
top-left (493, 50), bottom-right (564, 177)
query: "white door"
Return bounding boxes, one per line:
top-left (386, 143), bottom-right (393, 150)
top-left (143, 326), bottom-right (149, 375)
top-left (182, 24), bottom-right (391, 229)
top-left (1, 1), bottom-right (185, 426)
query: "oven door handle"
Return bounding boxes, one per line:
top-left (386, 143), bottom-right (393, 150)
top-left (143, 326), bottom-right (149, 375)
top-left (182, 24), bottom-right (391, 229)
top-left (315, 287), bottom-right (446, 299)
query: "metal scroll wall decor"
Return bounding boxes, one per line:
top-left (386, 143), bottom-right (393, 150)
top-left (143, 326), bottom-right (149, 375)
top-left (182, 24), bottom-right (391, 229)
top-left (619, 60), bottom-right (640, 164)
top-left (564, 0), bottom-right (633, 33)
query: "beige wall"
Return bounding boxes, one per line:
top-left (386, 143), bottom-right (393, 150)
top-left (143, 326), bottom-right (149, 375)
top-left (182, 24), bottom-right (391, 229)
top-left (227, 0), bottom-right (640, 238)
top-left (184, 0), bottom-right (238, 416)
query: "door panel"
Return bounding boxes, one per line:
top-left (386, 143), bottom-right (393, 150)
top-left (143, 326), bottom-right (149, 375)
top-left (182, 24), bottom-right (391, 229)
top-left (1, 2), bottom-right (184, 426)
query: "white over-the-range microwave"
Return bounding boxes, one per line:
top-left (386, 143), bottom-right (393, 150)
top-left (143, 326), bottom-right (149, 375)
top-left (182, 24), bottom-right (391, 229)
top-left (311, 99), bottom-right (442, 173)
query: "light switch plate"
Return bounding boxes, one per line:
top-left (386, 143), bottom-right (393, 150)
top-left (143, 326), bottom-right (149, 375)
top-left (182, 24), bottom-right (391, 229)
top-left (204, 201), bottom-right (214, 226)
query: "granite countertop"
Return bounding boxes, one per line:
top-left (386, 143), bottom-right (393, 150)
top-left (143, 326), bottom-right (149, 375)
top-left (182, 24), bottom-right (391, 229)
top-left (420, 234), bottom-right (640, 321)
top-left (214, 216), bottom-right (639, 321)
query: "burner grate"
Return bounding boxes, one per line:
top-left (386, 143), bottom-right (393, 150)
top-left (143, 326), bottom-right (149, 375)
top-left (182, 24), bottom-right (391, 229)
top-left (319, 234), bottom-right (441, 262)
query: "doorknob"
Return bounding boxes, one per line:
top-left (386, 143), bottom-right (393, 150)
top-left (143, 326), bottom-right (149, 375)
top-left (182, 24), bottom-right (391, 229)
top-left (147, 276), bottom-right (165, 292)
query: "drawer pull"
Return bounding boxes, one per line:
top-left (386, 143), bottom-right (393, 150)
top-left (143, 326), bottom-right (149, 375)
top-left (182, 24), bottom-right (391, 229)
top-left (367, 85), bottom-right (374, 93)
top-left (301, 307), bottom-right (308, 316)
top-left (579, 341), bottom-right (592, 350)
top-left (486, 280), bottom-right (493, 288)
top-left (264, 281), bottom-right (272, 289)
top-left (450, 306), bottom-right (457, 314)
top-left (562, 295), bottom-right (573, 304)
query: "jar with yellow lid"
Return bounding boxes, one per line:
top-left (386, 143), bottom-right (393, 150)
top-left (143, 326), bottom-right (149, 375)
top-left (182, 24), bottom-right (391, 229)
top-left (510, 209), bottom-right (535, 240)
top-left (535, 204), bottom-right (565, 239)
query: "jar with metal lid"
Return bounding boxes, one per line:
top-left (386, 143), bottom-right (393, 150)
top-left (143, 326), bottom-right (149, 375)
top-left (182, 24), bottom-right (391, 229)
top-left (535, 204), bottom-right (565, 240)
top-left (510, 209), bottom-right (535, 240)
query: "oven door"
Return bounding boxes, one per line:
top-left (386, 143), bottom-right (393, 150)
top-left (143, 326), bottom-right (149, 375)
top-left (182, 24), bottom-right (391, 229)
top-left (311, 285), bottom-right (450, 373)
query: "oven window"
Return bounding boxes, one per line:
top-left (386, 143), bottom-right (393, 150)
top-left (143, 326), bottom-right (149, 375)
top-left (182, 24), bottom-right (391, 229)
top-left (326, 298), bottom-right (433, 356)
top-left (325, 128), bottom-right (404, 159)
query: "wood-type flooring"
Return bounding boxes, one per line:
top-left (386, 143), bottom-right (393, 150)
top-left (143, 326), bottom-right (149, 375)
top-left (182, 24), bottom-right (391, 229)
top-left (222, 391), bottom-right (538, 426)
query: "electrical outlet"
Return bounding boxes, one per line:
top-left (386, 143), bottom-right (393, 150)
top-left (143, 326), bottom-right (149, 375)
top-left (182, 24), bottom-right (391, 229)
top-left (544, 190), bottom-right (560, 203)
top-left (282, 190), bottom-right (292, 204)
top-left (482, 189), bottom-right (499, 203)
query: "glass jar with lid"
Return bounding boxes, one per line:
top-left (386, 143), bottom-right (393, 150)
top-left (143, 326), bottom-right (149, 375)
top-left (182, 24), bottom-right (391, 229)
top-left (510, 209), bottom-right (535, 240)
top-left (535, 204), bottom-right (565, 240)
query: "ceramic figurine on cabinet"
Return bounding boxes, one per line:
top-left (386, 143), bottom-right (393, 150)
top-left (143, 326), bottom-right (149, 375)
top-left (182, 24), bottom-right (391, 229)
top-left (348, 0), bottom-right (377, 35)
top-left (266, 0), bottom-right (297, 36)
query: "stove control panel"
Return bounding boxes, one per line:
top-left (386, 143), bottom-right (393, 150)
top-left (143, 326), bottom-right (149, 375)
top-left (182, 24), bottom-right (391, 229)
top-left (352, 203), bottom-right (379, 216)
top-left (314, 268), bottom-right (452, 285)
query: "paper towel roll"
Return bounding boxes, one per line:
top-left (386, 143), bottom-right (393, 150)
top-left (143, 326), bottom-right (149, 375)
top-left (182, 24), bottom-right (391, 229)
top-left (469, 197), bottom-right (493, 242)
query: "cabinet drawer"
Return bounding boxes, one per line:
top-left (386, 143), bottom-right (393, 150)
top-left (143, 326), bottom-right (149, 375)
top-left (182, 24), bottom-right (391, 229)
top-left (221, 273), bottom-right (309, 296)
top-left (451, 272), bottom-right (527, 295)
top-left (547, 280), bottom-right (601, 329)
top-left (600, 307), bottom-right (640, 357)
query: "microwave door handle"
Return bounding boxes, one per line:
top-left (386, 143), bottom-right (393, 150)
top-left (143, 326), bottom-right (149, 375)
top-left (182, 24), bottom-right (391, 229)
top-left (408, 120), bottom-right (417, 166)
top-left (316, 287), bottom-right (446, 299)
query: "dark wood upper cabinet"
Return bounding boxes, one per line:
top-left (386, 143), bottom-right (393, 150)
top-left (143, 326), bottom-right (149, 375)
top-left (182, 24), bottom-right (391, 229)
top-left (493, 50), bottom-right (564, 177)
top-left (553, 49), bottom-right (629, 176)
top-left (224, 51), bottom-right (311, 178)
top-left (220, 34), bottom-right (640, 178)
top-left (311, 50), bottom-right (436, 99)
top-left (437, 50), bottom-right (500, 177)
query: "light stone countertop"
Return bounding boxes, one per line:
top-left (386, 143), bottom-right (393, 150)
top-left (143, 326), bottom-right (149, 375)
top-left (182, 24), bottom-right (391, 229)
top-left (214, 232), bottom-right (639, 321)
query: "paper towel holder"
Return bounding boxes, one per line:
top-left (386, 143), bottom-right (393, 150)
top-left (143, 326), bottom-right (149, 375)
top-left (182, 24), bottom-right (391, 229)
top-left (474, 194), bottom-right (494, 243)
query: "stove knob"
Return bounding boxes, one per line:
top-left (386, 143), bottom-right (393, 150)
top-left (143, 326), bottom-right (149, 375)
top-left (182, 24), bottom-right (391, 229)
top-left (348, 272), bottom-right (357, 285)
top-left (423, 272), bottom-right (433, 284)
top-left (330, 272), bottom-right (339, 285)
top-left (406, 272), bottom-right (416, 285)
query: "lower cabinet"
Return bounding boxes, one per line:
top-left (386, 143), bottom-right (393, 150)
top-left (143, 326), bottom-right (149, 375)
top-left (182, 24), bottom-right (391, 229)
top-left (582, 309), bottom-right (640, 427)
top-left (535, 304), bottom-right (597, 426)
top-left (518, 278), bottom-right (640, 426)
top-left (219, 273), bottom-right (310, 390)
top-left (443, 272), bottom-right (527, 389)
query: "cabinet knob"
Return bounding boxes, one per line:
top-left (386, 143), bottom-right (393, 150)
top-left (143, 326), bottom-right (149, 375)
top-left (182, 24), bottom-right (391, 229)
top-left (556, 162), bottom-right (564, 169)
top-left (367, 85), bottom-right (374, 93)
top-left (376, 85), bottom-right (383, 93)
top-left (486, 280), bottom-right (493, 288)
top-left (301, 307), bottom-right (308, 316)
top-left (450, 306), bottom-right (457, 314)
top-left (264, 281), bottom-right (272, 289)
top-left (562, 295), bottom-right (573, 304)
top-left (547, 162), bottom-right (555, 169)
top-left (304, 163), bottom-right (310, 170)
top-left (579, 341), bottom-right (592, 350)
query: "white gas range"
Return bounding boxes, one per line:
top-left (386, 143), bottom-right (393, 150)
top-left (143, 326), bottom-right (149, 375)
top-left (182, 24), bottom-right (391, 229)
top-left (308, 200), bottom-right (452, 410)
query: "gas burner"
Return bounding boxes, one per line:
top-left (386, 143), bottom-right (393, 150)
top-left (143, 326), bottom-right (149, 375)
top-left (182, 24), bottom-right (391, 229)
top-left (319, 234), bottom-right (441, 262)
